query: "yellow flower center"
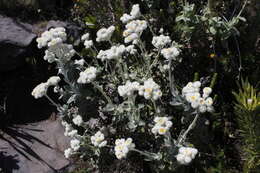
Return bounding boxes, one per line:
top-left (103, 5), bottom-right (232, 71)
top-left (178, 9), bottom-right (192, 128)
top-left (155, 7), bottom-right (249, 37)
top-left (159, 128), bottom-right (167, 134)
top-left (145, 88), bottom-right (153, 93)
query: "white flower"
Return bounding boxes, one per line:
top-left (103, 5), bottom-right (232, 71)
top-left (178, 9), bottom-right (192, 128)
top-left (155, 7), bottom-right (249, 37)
top-left (159, 28), bottom-right (164, 34)
top-left (81, 33), bottom-right (90, 41)
top-left (47, 37), bottom-right (63, 47)
top-left (47, 76), bottom-right (60, 86)
top-left (84, 40), bottom-right (93, 49)
top-left (74, 59), bottom-right (85, 66)
top-left (203, 87), bottom-right (212, 96)
top-left (96, 26), bottom-right (115, 42)
top-left (118, 81), bottom-right (140, 97)
top-left (126, 45), bottom-right (137, 54)
top-left (36, 27), bottom-right (67, 48)
top-left (72, 115), bottom-right (83, 126)
top-left (120, 4), bottom-right (141, 23)
top-left (152, 117), bottom-right (172, 135)
top-left (138, 78), bottom-right (162, 100)
top-left (63, 122), bottom-right (72, 137)
top-left (70, 139), bottom-right (80, 151)
top-left (123, 20), bottom-right (147, 43)
top-left (91, 131), bottom-right (107, 148)
top-left (152, 35), bottom-right (171, 49)
top-left (154, 117), bottom-right (168, 125)
top-left (120, 14), bottom-right (133, 23)
top-left (97, 50), bottom-right (107, 61)
top-left (67, 130), bottom-right (78, 137)
top-left (114, 138), bottom-right (135, 159)
top-left (192, 81), bottom-right (201, 88)
top-left (182, 81), bottom-right (214, 113)
top-left (31, 83), bottom-right (49, 99)
top-left (64, 148), bottom-right (73, 158)
top-left (161, 47), bottom-right (180, 60)
top-left (176, 147), bottom-right (198, 165)
top-left (130, 4), bottom-right (141, 19)
top-left (163, 64), bottom-right (170, 70)
top-left (77, 66), bottom-right (97, 84)
top-left (185, 92), bottom-right (200, 103)
top-left (124, 33), bottom-right (139, 44)
top-left (97, 45), bottom-right (126, 61)
top-left (205, 97), bottom-right (213, 106)
top-left (199, 105), bottom-right (207, 113)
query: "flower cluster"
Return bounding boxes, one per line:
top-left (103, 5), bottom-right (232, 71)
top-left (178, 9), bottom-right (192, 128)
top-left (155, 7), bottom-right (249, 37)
top-left (176, 147), bottom-right (198, 165)
top-left (64, 148), bottom-right (73, 159)
top-left (151, 117), bottom-right (173, 135)
top-left (91, 131), bottom-right (107, 148)
top-left (138, 78), bottom-right (162, 100)
top-left (123, 20), bottom-right (147, 44)
top-left (31, 76), bottom-right (60, 99)
top-left (114, 138), bottom-right (135, 159)
top-left (62, 121), bottom-right (78, 137)
top-left (118, 81), bottom-right (140, 97)
top-left (161, 47), bottom-right (180, 60)
top-left (74, 59), bottom-right (85, 66)
top-left (152, 35), bottom-right (172, 49)
top-left (81, 33), bottom-right (93, 49)
top-left (72, 115), bottom-right (83, 126)
top-left (97, 45), bottom-right (126, 61)
top-left (32, 3), bottom-right (225, 170)
top-left (70, 138), bottom-right (81, 151)
top-left (77, 66), bottom-right (97, 84)
top-left (96, 26), bottom-right (115, 42)
top-left (126, 45), bottom-right (137, 55)
top-left (36, 27), bottom-right (67, 48)
top-left (64, 137), bottom-right (81, 158)
top-left (182, 81), bottom-right (214, 113)
top-left (120, 4), bottom-right (141, 23)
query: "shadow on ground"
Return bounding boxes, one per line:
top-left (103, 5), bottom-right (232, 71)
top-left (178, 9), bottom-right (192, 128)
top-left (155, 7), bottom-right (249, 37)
top-left (0, 120), bottom-right (73, 173)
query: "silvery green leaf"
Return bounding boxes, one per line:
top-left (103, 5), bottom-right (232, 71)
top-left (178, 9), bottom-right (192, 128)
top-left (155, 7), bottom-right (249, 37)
top-left (169, 101), bottom-right (182, 106)
top-left (138, 104), bottom-right (145, 109)
top-left (128, 121), bottom-right (137, 130)
top-left (175, 15), bottom-right (186, 22)
top-left (238, 16), bottom-right (246, 22)
top-left (67, 94), bottom-right (76, 104)
top-left (210, 27), bottom-right (217, 35)
top-left (103, 103), bottom-right (115, 112)
top-left (138, 120), bottom-right (145, 126)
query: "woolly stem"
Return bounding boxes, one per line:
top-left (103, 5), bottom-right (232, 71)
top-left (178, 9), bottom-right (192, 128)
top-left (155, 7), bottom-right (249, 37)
top-left (178, 113), bottom-right (199, 145)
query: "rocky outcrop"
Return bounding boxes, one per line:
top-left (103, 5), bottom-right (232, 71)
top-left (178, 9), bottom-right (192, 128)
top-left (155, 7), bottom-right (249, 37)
top-left (0, 15), bottom-right (36, 71)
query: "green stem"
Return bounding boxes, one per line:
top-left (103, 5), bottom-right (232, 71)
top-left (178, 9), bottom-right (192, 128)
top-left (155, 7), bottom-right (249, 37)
top-left (210, 73), bottom-right (218, 89)
top-left (169, 59), bottom-right (179, 96)
top-left (193, 72), bottom-right (199, 81)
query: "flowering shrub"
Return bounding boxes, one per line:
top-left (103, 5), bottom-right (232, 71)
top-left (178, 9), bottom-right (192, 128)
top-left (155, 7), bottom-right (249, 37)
top-left (31, 1), bottom-right (253, 172)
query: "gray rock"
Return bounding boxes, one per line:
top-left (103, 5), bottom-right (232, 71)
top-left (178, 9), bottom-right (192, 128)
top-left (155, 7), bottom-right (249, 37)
top-left (0, 15), bottom-right (35, 47)
top-left (0, 119), bottom-right (74, 173)
top-left (0, 15), bottom-right (36, 71)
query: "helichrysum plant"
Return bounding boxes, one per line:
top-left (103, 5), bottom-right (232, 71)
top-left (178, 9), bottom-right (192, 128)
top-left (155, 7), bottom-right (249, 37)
top-left (31, 3), bottom-right (229, 172)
